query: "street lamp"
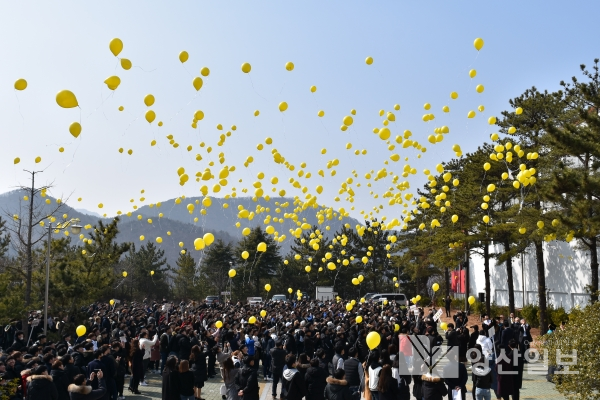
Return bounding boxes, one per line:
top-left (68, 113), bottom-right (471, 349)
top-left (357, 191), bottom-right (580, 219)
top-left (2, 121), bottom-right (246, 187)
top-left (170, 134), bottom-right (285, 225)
top-left (44, 218), bottom-right (82, 335)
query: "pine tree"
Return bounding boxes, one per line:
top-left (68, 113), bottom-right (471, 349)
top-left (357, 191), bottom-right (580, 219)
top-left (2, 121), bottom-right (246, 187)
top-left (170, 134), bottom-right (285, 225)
top-left (173, 250), bottom-right (204, 300)
top-left (122, 241), bottom-right (170, 300)
top-left (234, 227), bottom-right (282, 297)
top-left (545, 59), bottom-right (600, 303)
top-left (200, 239), bottom-right (235, 300)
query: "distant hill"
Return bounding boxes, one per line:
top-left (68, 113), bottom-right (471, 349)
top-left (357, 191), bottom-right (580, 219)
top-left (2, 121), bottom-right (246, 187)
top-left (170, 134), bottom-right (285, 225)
top-left (0, 191), bottom-right (361, 265)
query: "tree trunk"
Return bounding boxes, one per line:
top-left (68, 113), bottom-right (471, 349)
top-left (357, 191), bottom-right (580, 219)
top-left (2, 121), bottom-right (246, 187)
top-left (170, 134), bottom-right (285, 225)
top-left (444, 266), bottom-right (450, 298)
top-left (464, 250), bottom-right (470, 314)
top-left (535, 240), bottom-right (548, 333)
top-left (590, 237), bottom-right (599, 303)
top-left (504, 240), bottom-right (515, 314)
top-left (484, 241), bottom-right (491, 316)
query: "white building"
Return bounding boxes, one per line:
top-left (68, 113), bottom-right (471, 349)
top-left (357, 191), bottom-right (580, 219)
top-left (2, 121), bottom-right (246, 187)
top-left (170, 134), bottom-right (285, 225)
top-left (468, 241), bottom-right (594, 311)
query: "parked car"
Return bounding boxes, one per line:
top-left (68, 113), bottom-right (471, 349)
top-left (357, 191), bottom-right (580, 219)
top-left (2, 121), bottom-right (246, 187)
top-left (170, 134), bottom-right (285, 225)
top-left (271, 294), bottom-right (288, 302)
top-left (247, 296), bottom-right (263, 305)
top-left (369, 293), bottom-right (407, 304)
top-left (205, 295), bottom-right (220, 305)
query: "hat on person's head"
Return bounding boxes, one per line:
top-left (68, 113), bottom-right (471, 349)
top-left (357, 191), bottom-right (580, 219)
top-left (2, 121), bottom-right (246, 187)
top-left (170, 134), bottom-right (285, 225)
top-left (37, 334), bottom-right (46, 340)
top-left (285, 322), bottom-right (292, 327)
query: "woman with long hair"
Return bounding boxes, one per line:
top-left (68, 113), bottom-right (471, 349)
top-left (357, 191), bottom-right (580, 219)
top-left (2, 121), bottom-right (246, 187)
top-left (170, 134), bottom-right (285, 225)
top-left (162, 356), bottom-right (180, 400)
top-left (179, 360), bottom-right (195, 400)
top-left (128, 339), bottom-right (143, 394)
top-left (220, 356), bottom-right (239, 400)
top-left (377, 365), bottom-right (399, 400)
top-left (189, 345), bottom-right (208, 400)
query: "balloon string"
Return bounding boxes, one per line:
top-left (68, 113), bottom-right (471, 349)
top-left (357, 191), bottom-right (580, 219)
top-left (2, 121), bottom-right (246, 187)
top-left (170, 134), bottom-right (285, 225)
top-left (122, 110), bottom-right (145, 136)
top-left (247, 74), bottom-right (268, 102)
top-left (167, 92), bottom-right (200, 123)
top-left (13, 90), bottom-right (26, 135)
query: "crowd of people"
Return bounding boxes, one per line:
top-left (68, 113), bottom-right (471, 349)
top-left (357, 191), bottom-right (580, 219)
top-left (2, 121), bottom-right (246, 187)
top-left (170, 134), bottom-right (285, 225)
top-left (0, 297), bottom-right (539, 400)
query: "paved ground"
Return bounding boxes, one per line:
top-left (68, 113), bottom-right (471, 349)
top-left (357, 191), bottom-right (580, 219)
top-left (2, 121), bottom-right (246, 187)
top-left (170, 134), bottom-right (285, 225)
top-left (128, 362), bottom-right (566, 400)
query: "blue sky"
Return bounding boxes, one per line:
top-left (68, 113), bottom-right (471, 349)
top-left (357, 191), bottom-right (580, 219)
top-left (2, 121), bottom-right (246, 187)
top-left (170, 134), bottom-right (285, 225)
top-left (1, 1), bottom-right (598, 223)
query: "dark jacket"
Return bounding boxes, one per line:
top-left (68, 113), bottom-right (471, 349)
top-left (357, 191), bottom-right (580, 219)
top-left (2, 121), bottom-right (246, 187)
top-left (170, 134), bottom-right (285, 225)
top-left (443, 362), bottom-right (467, 398)
top-left (178, 371), bottom-right (195, 397)
top-left (26, 375), bottom-right (59, 400)
top-left (67, 379), bottom-right (107, 400)
top-left (378, 378), bottom-right (399, 400)
top-left (159, 333), bottom-right (171, 353)
top-left (445, 330), bottom-right (459, 348)
top-left (270, 348), bottom-right (286, 373)
top-left (234, 366), bottom-right (259, 400)
top-left (161, 367), bottom-right (180, 400)
top-left (190, 350), bottom-right (208, 384)
top-left (178, 336), bottom-right (192, 360)
top-left (282, 369), bottom-right (307, 400)
top-left (50, 369), bottom-right (70, 400)
top-left (342, 357), bottom-right (362, 387)
top-left (472, 366), bottom-right (492, 389)
top-left (323, 377), bottom-right (353, 400)
top-left (305, 366), bottom-right (328, 400)
top-left (420, 375), bottom-right (447, 400)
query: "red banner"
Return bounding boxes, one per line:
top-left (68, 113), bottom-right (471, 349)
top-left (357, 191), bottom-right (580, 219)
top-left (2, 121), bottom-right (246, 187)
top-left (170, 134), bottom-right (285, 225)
top-left (451, 270), bottom-right (466, 293)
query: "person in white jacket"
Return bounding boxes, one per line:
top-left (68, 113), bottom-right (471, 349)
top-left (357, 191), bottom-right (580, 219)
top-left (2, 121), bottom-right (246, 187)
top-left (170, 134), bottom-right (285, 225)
top-left (139, 331), bottom-right (158, 385)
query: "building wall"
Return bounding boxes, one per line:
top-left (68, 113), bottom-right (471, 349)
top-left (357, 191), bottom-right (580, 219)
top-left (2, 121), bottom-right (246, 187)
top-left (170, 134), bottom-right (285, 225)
top-left (468, 241), bottom-right (594, 311)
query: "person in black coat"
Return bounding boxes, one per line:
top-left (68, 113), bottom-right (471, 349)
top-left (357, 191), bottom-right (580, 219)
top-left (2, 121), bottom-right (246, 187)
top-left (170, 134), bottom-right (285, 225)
top-left (377, 365), bottom-right (398, 400)
top-left (161, 356), bottom-right (180, 400)
top-left (444, 324), bottom-right (459, 348)
top-left (189, 345), bottom-right (208, 400)
top-left (26, 366), bottom-right (59, 400)
top-left (323, 369), bottom-right (353, 400)
top-left (270, 340), bottom-right (286, 399)
top-left (178, 331), bottom-right (192, 361)
top-left (235, 356), bottom-right (259, 400)
top-left (110, 342), bottom-right (126, 399)
top-left (421, 373), bottom-right (447, 400)
top-left (67, 372), bottom-right (107, 400)
top-left (60, 355), bottom-right (81, 384)
top-left (128, 339), bottom-right (144, 394)
top-left (281, 354), bottom-right (307, 400)
top-left (305, 359), bottom-right (328, 400)
top-left (85, 350), bottom-right (108, 400)
top-left (442, 352), bottom-right (467, 400)
top-left (178, 360), bottom-right (195, 400)
top-left (50, 361), bottom-right (70, 400)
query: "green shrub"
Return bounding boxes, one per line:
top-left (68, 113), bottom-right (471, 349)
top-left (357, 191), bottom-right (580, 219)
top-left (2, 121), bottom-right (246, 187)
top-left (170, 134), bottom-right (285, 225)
top-left (547, 306), bottom-right (569, 326)
top-left (489, 303), bottom-right (510, 319)
top-left (520, 304), bottom-right (540, 328)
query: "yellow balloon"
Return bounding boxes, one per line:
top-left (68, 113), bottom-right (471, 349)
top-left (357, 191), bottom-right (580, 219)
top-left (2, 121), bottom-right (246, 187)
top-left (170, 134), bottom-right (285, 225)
top-left (14, 79), bottom-right (27, 90)
top-left (122, 271), bottom-right (128, 277)
top-left (228, 269), bottom-right (237, 278)
top-left (76, 325), bottom-right (87, 337)
top-left (257, 242), bottom-right (267, 252)
top-left (310, 85), bottom-right (317, 93)
top-left (14, 157), bottom-right (20, 165)
top-left (365, 56), bottom-right (373, 65)
top-left (379, 127), bottom-right (391, 140)
top-left (515, 107), bottom-right (523, 115)
top-left (288, 288), bottom-right (293, 293)
top-left (260, 310), bottom-right (267, 318)
top-left (200, 67), bottom-right (210, 76)
top-left (432, 283), bottom-right (440, 292)
top-left (216, 321), bottom-right (223, 328)
top-left (450, 91), bottom-right (458, 100)
top-left (145, 110), bottom-right (156, 123)
top-left (156, 237), bottom-right (163, 244)
top-left (34, 156), bottom-right (41, 163)
top-left (476, 84), bottom-right (485, 93)
top-left (69, 122), bottom-right (82, 138)
top-left (265, 284), bottom-right (271, 292)
top-left (194, 238), bottom-right (205, 250)
top-left (279, 102), bottom-right (288, 112)
top-left (109, 38), bottom-right (123, 56)
top-left (305, 266), bottom-right (311, 273)
top-left (109, 299), bottom-right (115, 306)
top-left (440, 322), bottom-right (448, 330)
top-left (242, 227), bottom-right (251, 236)
top-left (179, 51), bottom-right (189, 63)
top-left (104, 76), bottom-right (121, 90)
top-left (469, 69), bottom-right (477, 78)
top-left (451, 215), bottom-right (458, 223)
top-left (56, 90), bottom-right (78, 108)
top-left (203, 232), bottom-right (215, 246)
top-left (241, 62), bottom-right (252, 73)
top-left (144, 94), bottom-right (155, 107)
top-left (468, 295), bottom-right (476, 305)
top-left (473, 38), bottom-right (484, 51)
top-left (366, 331), bottom-right (380, 350)
top-left (150, 270), bottom-right (155, 276)
top-left (356, 316), bottom-right (363, 323)
top-left (241, 251), bottom-right (250, 260)
top-left (193, 77), bottom-right (203, 91)
top-left (285, 61), bottom-right (294, 71)
top-left (352, 278), bottom-right (359, 285)
top-left (120, 58), bottom-right (132, 70)
top-left (248, 316), bottom-right (256, 324)
top-left (346, 303), bottom-right (353, 311)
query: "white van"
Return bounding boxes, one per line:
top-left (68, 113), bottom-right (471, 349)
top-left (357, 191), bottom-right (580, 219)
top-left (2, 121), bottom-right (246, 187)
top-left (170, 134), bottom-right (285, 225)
top-left (369, 293), bottom-right (407, 304)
